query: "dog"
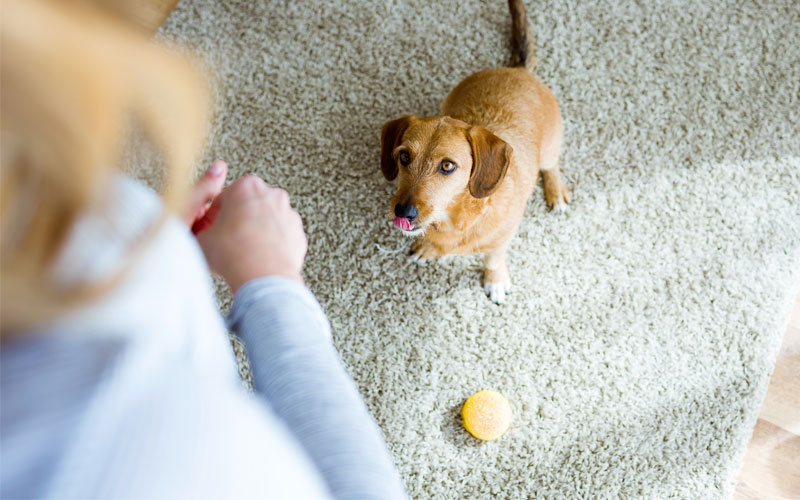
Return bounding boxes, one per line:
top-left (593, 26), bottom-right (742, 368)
top-left (379, 0), bottom-right (570, 304)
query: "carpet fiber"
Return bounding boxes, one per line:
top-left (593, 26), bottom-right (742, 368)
top-left (153, 1), bottom-right (800, 497)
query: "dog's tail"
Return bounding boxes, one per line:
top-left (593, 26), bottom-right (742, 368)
top-left (508, 0), bottom-right (536, 72)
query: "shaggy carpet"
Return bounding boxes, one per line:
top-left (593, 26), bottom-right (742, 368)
top-left (150, 0), bottom-right (800, 497)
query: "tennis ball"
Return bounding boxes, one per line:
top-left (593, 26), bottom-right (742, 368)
top-left (461, 389), bottom-right (512, 441)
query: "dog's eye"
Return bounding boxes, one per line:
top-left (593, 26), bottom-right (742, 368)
top-left (398, 151), bottom-right (411, 166)
top-left (439, 160), bottom-right (457, 174)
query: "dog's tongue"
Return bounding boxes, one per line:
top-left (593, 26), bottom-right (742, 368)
top-left (393, 217), bottom-right (414, 231)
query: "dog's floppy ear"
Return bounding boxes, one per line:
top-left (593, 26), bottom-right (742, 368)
top-left (467, 126), bottom-right (512, 198)
top-left (380, 115), bottom-right (415, 181)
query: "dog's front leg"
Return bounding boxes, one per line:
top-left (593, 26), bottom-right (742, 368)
top-left (541, 166), bottom-right (571, 213)
top-left (483, 247), bottom-right (512, 304)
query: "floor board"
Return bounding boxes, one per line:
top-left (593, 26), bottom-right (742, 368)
top-left (734, 294), bottom-right (800, 499)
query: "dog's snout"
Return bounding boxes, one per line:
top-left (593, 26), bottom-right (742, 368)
top-left (394, 203), bottom-right (419, 222)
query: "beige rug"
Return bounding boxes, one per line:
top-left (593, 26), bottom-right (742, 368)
top-left (150, 0), bottom-right (800, 497)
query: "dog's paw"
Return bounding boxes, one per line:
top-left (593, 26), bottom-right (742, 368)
top-left (409, 240), bottom-right (438, 266)
top-left (551, 199), bottom-right (568, 214)
top-left (543, 174), bottom-right (571, 214)
top-left (409, 251), bottom-right (431, 266)
top-left (483, 281), bottom-right (511, 305)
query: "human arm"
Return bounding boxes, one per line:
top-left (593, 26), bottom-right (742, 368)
top-left (194, 171), bottom-right (406, 499)
top-left (227, 277), bottom-right (407, 499)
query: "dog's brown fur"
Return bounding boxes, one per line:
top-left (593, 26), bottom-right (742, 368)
top-left (380, 0), bottom-right (570, 303)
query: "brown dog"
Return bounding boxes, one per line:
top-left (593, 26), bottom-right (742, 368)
top-left (380, 0), bottom-right (570, 304)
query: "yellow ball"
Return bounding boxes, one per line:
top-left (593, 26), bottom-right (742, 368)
top-left (461, 390), bottom-right (512, 441)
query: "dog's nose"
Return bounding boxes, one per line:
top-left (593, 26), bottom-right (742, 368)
top-left (394, 203), bottom-right (418, 222)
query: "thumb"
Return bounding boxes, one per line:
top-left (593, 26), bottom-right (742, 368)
top-left (182, 159), bottom-right (228, 226)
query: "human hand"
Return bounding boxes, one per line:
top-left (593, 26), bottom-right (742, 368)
top-left (194, 174), bottom-right (308, 292)
top-left (181, 159), bottom-right (229, 232)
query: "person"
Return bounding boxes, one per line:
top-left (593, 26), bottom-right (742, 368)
top-left (0, 1), bottom-right (407, 498)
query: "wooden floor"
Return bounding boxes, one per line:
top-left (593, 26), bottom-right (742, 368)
top-left (124, 1), bottom-right (799, 498)
top-left (733, 293), bottom-right (800, 500)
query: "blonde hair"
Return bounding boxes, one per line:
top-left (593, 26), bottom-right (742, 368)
top-left (1, 0), bottom-right (208, 332)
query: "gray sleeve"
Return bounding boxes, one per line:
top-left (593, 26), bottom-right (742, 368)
top-left (226, 277), bottom-right (407, 500)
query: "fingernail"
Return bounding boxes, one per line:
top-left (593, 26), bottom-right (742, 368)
top-left (208, 160), bottom-right (224, 176)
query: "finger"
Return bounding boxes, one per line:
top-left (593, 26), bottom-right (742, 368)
top-left (291, 208), bottom-right (304, 228)
top-left (231, 175), bottom-right (269, 198)
top-left (191, 193), bottom-right (223, 235)
top-left (182, 160), bottom-right (228, 225)
top-left (266, 187), bottom-right (290, 207)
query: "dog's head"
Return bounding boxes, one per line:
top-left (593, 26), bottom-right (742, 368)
top-left (380, 115), bottom-right (511, 236)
